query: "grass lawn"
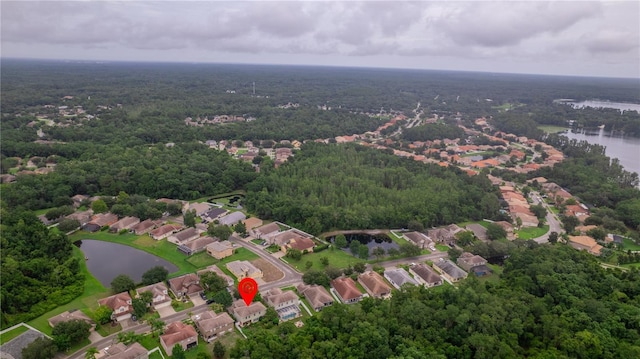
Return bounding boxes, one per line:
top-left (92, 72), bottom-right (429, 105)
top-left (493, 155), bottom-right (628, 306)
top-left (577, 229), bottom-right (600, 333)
top-left (34, 207), bottom-right (56, 216)
top-left (149, 352), bottom-right (164, 359)
top-left (171, 300), bottom-right (194, 312)
top-left (435, 245), bottom-right (450, 252)
top-left (0, 325), bottom-right (28, 344)
top-left (219, 247), bottom-right (259, 264)
top-left (250, 239), bottom-right (263, 245)
top-left (137, 334), bottom-right (163, 351)
top-left (265, 244), bottom-right (280, 253)
top-left (621, 263), bottom-right (640, 269)
top-left (516, 225), bottom-right (549, 240)
top-left (537, 125), bottom-right (568, 134)
top-left (186, 252), bottom-right (218, 268)
top-left (622, 237), bottom-right (640, 251)
top-left (477, 264), bottom-right (503, 283)
top-left (287, 249), bottom-right (364, 271)
top-left (96, 322), bottom-right (122, 337)
top-left (64, 338), bottom-right (91, 355)
top-left (27, 247), bottom-right (108, 334)
top-left (388, 231), bottom-right (410, 246)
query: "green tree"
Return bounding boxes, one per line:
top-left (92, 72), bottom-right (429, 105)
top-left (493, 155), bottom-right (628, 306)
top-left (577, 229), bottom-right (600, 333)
top-left (325, 267), bottom-right (343, 279)
top-left (85, 347), bottom-right (99, 359)
top-left (149, 318), bottom-right (165, 337)
top-left (372, 246), bottom-right (386, 259)
top-left (111, 274), bottom-right (135, 293)
top-left (213, 342), bottom-right (226, 359)
top-left (486, 223), bottom-right (508, 241)
top-left (407, 220), bottom-right (424, 232)
top-left (286, 248), bottom-right (302, 261)
top-left (52, 319), bottom-right (91, 351)
top-left (448, 248), bottom-right (463, 262)
top-left (91, 199), bottom-right (108, 214)
top-left (302, 269), bottom-right (330, 286)
top-left (234, 221), bottom-right (247, 236)
top-left (212, 289), bottom-right (233, 307)
top-left (58, 218), bottom-right (81, 232)
top-left (586, 227), bottom-right (606, 241)
top-left (200, 272), bottom-right (227, 294)
top-left (320, 256), bottom-right (329, 266)
top-left (334, 234), bottom-right (348, 248)
top-left (561, 215), bottom-right (581, 234)
top-left (456, 230), bottom-right (475, 246)
top-left (184, 209), bottom-right (196, 228)
top-left (132, 298), bottom-right (148, 318)
top-left (400, 243), bottom-right (421, 257)
top-left (350, 240), bottom-right (361, 256)
top-left (167, 202), bottom-right (183, 216)
top-left (172, 345), bottom-right (186, 359)
top-left (358, 245), bottom-right (370, 259)
top-left (548, 231), bottom-right (559, 244)
top-left (353, 262), bottom-right (366, 273)
top-left (305, 261), bottom-right (313, 270)
top-left (22, 337), bottom-right (57, 359)
top-left (530, 204), bottom-right (548, 220)
top-left (94, 305), bottom-right (113, 325)
top-left (208, 224), bottom-right (232, 240)
top-left (141, 266), bottom-right (169, 285)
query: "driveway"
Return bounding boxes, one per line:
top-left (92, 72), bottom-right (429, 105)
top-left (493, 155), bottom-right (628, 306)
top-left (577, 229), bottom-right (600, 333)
top-left (189, 295), bottom-right (206, 306)
top-left (156, 305), bottom-right (176, 318)
top-left (88, 331), bottom-right (104, 343)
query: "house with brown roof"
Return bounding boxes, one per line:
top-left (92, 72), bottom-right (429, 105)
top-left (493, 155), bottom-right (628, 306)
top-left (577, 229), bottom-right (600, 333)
top-left (201, 208), bottom-right (227, 223)
top-left (228, 299), bottom-right (267, 326)
top-left (456, 252), bottom-right (488, 272)
top-left (568, 236), bottom-right (603, 256)
top-left (197, 265), bottom-right (234, 287)
top-left (187, 203), bottom-right (211, 217)
top-left (226, 261), bottom-right (262, 280)
top-left (84, 213), bottom-right (119, 232)
top-left (150, 224), bottom-right (183, 240)
top-left (48, 309), bottom-right (95, 330)
top-left (206, 241), bottom-right (234, 260)
top-left (358, 271), bottom-right (392, 299)
top-left (96, 342), bottom-right (148, 359)
top-left (251, 222), bottom-right (281, 239)
top-left (403, 232), bottom-right (432, 249)
top-left (194, 310), bottom-right (234, 342)
top-left (109, 216), bottom-right (141, 233)
top-left (285, 237), bottom-right (316, 253)
top-left (427, 224), bottom-right (463, 244)
top-left (168, 273), bottom-right (203, 298)
top-left (466, 224), bottom-right (488, 241)
top-left (178, 236), bottom-right (216, 256)
top-left (296, 284), bottom-right (333, 312)
top-left (495, 221), bottom-right (515, 240)
top-left (160, 322), bottom-right (198, 353)
top-left (243, 217), bottom-right (263, 231)
top-left (262, 288), bottom-right (301, 321)
top-left (412, 263), bottom-right (442, 287)
top-left (168, 227), bottom-right (201, 244)
top-left (136, 282), bottom-right (171, 309)
top-left (330, 277), bottom-right (363, 304)
top-left (133, 219), bottom-right (159, 235)
top-left (65, 210), bottom-right (93, 225)
top-left (97, 292), bottom-right (133, 322)
top-left (433, 259), bottom-right (468, 283)
top-left (565, 204), bottom-right (590, 220)
top-left (384, 268), bottom-right (417, 289)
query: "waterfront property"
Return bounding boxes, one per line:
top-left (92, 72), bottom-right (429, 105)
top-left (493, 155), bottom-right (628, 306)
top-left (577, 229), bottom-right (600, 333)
top-left (97, 292), bottom-right (133, 322)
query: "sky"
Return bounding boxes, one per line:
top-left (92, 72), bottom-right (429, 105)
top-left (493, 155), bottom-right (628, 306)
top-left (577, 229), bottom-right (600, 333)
top-left (2, 1), bottom-right (639, 78)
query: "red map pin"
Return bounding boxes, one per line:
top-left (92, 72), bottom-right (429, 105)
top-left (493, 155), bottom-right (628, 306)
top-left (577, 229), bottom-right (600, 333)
top-left (238, 278), bottom-right (258, 306)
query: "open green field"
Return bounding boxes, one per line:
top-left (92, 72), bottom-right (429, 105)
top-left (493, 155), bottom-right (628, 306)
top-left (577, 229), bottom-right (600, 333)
top-left (516, 225), bottom-right (549, 240)
top-left (186, 252), bottom-right (218, 268)
top-left (537, 125), bottom-right (568, 134)
top-left (27, 247), bottom-right (108, 334)
top-left (0, 325), bottom-right (29, 344)
top-left (435, 245), bottom-right (450, 252)
top-left (622, 237), bottom-right (640, 251)
top-left (285, 248), bottom-right (364, 271)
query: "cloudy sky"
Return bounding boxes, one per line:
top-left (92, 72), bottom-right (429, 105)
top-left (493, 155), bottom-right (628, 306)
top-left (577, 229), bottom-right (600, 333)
top-left (2, 1), bottom-right (639, 78)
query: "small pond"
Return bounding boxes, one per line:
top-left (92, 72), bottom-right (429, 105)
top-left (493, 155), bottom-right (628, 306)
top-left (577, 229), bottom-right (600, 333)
top-left (75, 240), bottom-right (178, 287)
top-left (328, 232), bottom-right (399, 259)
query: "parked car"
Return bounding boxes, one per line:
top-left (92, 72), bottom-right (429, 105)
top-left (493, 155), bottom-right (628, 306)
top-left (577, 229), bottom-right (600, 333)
top-left (206, 298), bottom-right (215, 305)
top-left (200, 292), bottom-right (207, 300)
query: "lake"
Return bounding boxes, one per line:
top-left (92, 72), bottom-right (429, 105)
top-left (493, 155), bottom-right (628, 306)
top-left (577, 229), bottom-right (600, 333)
top-left (563, 128), bottom-right (640, 176)
top-left (76, 240), bottom-right (178, 287)
top-left (555, 99), bottom-right (640, 113)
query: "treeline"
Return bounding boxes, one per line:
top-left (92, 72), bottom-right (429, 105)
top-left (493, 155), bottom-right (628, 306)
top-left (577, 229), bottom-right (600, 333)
top-left (0, 211), bottom-right (83, 327)
top-left (245, 143), bottom-right (501, 234)
top-left (230, 245), bottom-right (640, 358)
top-left (2, 143), bottom-right (257, 210)
top-left (401, 123), bottom-right (465, 142)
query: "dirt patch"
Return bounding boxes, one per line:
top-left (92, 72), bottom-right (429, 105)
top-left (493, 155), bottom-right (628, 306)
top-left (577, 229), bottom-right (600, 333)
top-left (251, 258), bottom-right (284, 282)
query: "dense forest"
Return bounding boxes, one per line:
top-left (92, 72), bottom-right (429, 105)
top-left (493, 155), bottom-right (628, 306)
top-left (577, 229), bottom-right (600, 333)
top-left (402, 123), bottom-right (465, 142)
top-left (245, 143), bottom-right (501, 234)
top-left (230, 245), bottom-right (640, 358)
top-left (0, 210), bottom-right (83, 326)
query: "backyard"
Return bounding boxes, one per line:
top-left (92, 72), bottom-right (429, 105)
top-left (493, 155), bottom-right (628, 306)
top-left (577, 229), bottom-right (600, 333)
top-left (516, 225), bottom-right (549, 240)
top-left (285, 248), bottom-right (365, 271)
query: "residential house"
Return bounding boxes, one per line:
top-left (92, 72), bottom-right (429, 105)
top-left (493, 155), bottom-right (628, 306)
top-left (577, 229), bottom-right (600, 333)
top-left (206, 241), bottom-right (234, 259)
top-left (296, 284), bottom-right (333, 312)
top-left (433, 259), bottom-right (468, 283)
top-left (96, 342), bottom-right (148, 359)
top-left (133, 219), bottom-right (159, 235)
top-left (384, 268), bottom-right (417, 289)
top-left (48, 309), bottom-right (94, 330)
top-left (65, 210), bottom-right (93, 225)
top-left (330, 277), bottom-right (363, 304)
top-left (228, 299), bottom-right (267, 326)
top-left (197, 265), bottom-right (234, 287)
top-left (466, 224), bottom-right (488, 241)
top-left (201, 208), bottom-right (227, 223)
top-left (160, 322), bottom-right (198, 353)
top-left (568, 236), bottom-right (603, 256)
top-left (495, 221), bottom-right (515, 240)
top-left (97, 292), bottom-right (133, 322)
top-left (109, 216), bottom-right (140, 233)
top-left (188, 203), bottom-right (211, 217)
top-left (252, 222), bottom-right (281, 239)
top-left (226, 260), bottom-right (262, 280)
top-left (83, 213), bottom-right (119, 232)
top-left (409, 264), bottom-right (443, 287)
top-left (242, 217), bottom-right (263, 231)
top-left (427, 225), bottom-right (462, 244)
top-left (194, 310), bottom-right (234, 342)
top-left (358, 271), bottom-right (392, 299)
top-left (218, 212), bottom-right (247, 226)
top-left (403, 231), bottom-right (432, 250)
top-left (565, 204), bottom-right (591, 220)
top-left (168, 227), bottom-right (201, 245)
top-left (284, 236), bottom-right (316, 253)
top-left (136, 282), bottom-right (171, 309)
top-left (150, 224), bottom-right (183, 240)
top-left (168, 273), bottom-right (203, 298)
top-left (513, 212), bottom-right (539, 228)
top-left (262, 288), bottom-right (301, 321)
top-left (456, 252), bottom-right (488, 272)
top-left (178, 236), bottom-right (216, 256)
top-left (71, 194), bottom-right (89, 208)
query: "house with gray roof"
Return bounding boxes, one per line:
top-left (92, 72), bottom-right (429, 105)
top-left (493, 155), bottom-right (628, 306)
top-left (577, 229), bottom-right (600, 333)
top-left (433, 259), bottom-right (467, 283)
top-left (218, 212), bottom-right (247, 226)
top-left (384, 268), bottom-right (417, 289)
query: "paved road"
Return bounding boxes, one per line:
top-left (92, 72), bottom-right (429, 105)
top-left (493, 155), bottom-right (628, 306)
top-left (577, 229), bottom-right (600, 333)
top-left (369, 251), bottom-right (449, 271)
top-left (530, 191), bottom-right (563, 244)
top-left (228, 236), bottom-right (303, 291)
